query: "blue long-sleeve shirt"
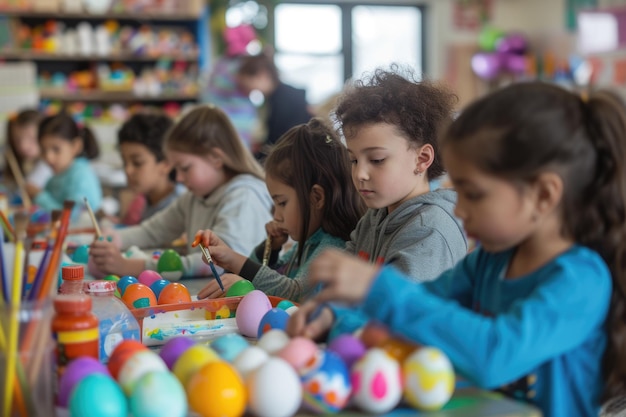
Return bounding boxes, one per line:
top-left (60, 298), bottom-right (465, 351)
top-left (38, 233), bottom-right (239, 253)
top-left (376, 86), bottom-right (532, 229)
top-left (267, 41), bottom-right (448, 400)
top-left (360, 245), bottom-right (611, 417)
top-left (34, 157), bottom-right (102, 221)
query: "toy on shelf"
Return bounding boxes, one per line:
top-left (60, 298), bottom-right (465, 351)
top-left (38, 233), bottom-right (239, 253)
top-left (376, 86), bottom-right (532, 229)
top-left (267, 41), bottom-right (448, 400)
top-left (471, 27), bottom-right (531, 81)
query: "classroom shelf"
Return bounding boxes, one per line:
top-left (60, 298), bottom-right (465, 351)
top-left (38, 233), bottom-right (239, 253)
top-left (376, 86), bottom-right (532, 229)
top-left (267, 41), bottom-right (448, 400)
top-left (0, 50), bottom-right (200, 62)
top-left (39, 89), bottom-right (199, 102)
top-left (0, 10), bottom-right (201, 21)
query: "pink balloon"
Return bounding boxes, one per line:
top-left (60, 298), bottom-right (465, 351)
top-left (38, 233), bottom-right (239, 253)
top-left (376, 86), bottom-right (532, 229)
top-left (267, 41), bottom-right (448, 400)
top-left (471, 52), bottom-right (502, 80)
top-left (496, 33), bottom-right (527, 55)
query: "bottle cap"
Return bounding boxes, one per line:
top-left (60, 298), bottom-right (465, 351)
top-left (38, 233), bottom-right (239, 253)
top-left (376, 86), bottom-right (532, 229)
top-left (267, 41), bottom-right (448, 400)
top-left (62, 265), bottom-right (84, 281)
top-left (54, 294), bottom-right (93, 313)
top-left (84, 280), bottom-right (116, 294)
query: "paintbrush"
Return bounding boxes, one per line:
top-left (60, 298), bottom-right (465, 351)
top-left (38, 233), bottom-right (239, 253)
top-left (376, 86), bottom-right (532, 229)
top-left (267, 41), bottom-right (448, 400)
top-left (262, 235), bottom-right (272, 267)
top-left (5, 149), bottom-right (32, 212)
top-left (26, 210), bottom-right (59, 301)
top-left (0, 210), bottom-right (15, 243)
top-left (83, 197), bottom-right (102, 239)
top-left (192, 236), bottom-right (224, 292)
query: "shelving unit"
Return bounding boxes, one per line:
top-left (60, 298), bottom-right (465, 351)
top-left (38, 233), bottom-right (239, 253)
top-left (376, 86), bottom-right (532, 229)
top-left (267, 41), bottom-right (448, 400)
top-left (1, 51), bottom-right (199, 62)
top-left (38, 89), bottom-right (199, 102)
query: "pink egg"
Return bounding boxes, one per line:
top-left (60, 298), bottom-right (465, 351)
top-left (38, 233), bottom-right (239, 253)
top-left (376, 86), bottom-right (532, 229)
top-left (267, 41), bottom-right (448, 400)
top-left (328, 334), bottom-right (367, 369)
top-left (58, 357), bottom-right (110, 407)
top-left (137, 270), bottom-right (163, 287)
top-left (277, 337), bottom-right (318, 372)
top-left (235, 290), bottom-right (272, 338)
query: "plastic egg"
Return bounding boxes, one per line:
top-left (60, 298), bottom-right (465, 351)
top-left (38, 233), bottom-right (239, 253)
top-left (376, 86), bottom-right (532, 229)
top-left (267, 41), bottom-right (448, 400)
top-left (117, 275), bottom-right (138, 296)
top-left (159, 337), bottom-right (195, 370)
top-left (328, 333), bottom-right (366, 369)
top-left (173, 345), bottom-right (220, 387)
top-left (157, 249), bottom-right (184, 281)
top-left (137, 270), bottom-right (162, 287)
top-left (257, 329), bottom-right (290, 355)
top-left (257, 308), bottom-right (290, 338)
top-left (277, 337), bottom-right (318, 372)
top-left (108, 339), bottom-right (148, 380)
top-left (157, 282), bottom-right (191, 305)
top-left (129, 371), bottom-right (187, 417)
top-left (301, 350), bottom-right (351, 413)
top-left (403, 347), bottom-right (455, 411)
top-left (351, 348), bottom-right (402, 414)
top-left (360, 322), bottom-right (391, 348)
top-left (233, 346), bottom-right (269, 378)
top-left (205, 304), bottom-right (234, 319)
top-left (72, 244), bottom-right (90, 264)
top-left (69, 374), bottom-right (128, 417)
top-left (246, 357), bottom-right (302, 417)
top-left (211, 333), bottom-right (250, 362)
top-left (118, 350), bottom-right (168, 394)
top-left (226, 279), bottom-right (255, 297)
top-left (276, 300), bottom-right (295, 311)
top-left (381, 337), bottom-right (419, 364)
top-left (58, 356), bottom-right (110, 407)
top-left (188, 361), bottom-right (246, 417)
top-left (122, 283), bottom-right (157, 309)
top-left (150, 279), bottom-right (171, 300)
top-left (235, 290), bottom-right (272, 337)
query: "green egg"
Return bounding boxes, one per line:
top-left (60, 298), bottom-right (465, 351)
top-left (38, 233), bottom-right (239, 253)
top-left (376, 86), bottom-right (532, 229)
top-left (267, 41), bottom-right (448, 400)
top-left (226, 279), bottom-right (255, 297)
top-left (156, 249), bottom-right (184, 281)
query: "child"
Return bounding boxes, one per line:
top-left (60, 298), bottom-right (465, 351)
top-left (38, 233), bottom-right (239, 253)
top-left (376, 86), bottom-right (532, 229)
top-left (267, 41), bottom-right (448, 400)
top-left (90, 105), bottom-right (273, 279)
top-left (4, 109), bottom-right (52, 199)
top-left (291, 83), bottom-right (626, 417)
top-left (193, 118), bottom-right (365, 301)
top-left (34, 113), bottom-right (102, 219)
top-left (117, 113), bottom-right (185, 225)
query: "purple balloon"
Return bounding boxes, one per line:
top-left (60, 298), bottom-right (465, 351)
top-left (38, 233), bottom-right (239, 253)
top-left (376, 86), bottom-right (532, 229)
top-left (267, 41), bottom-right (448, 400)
top-left (58, 357), bottom-right (110, 407)
top-left (471, 52), bottom-right (502, 80)
top-left (503, 53), bottom-right (528, 74)
top-left (496, 33), bottom-right (527, 55)
top-left (159, 336), bottom-right (195, 370)
top-left (327, 334), bottom-right (366, 369)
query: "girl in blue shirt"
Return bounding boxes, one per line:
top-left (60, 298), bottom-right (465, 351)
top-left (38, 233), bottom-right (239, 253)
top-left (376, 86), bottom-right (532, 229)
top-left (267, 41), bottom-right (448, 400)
top-left (290, 83), bottom-right (626, 417)
top-left (35, 113), bottom-right (102, 221)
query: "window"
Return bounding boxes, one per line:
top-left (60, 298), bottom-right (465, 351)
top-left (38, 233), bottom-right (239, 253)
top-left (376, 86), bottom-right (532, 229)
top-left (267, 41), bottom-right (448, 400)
top-left (273, 2), bottom-right (425, 105)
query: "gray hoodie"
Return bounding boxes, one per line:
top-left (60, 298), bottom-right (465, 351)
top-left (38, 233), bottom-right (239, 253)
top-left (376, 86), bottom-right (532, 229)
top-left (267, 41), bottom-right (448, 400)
top-left (346, 188), bottom-right (467, 281)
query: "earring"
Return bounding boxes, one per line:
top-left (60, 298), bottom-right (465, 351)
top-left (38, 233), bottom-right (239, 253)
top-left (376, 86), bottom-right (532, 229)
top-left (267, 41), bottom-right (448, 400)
top-left (414, 168), bottom-right (422, 176)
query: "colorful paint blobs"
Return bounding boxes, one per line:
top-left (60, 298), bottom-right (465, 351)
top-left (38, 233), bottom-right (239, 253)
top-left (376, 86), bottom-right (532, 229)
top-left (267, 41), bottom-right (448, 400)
top-left (58, 357), bottom-right (110, 407)
top-left (403, 347), bottom-right (455, 411)
top-left (137, 270), bottom-right (163, 287)
top-left (205, 304), bottom-right (233, 320)
top-left (211, 333), bottom-right (250, 362)
top-left (257, 308), bottom-right (290, 339)
top-left (172, 345), bottom-right (220, 387)
top-left (160, 337), bottom-right (195, 370)
top-left (157, 282), bottom-right (191, 305)
top-left (188, 361), bottom-right (247, 417)
top-left (122, 283), bottom-right (157, 309)
top-left (225, 279), bottom-right (255, 297)
top-left (246, 357), bottom-right (302, 417)
top-left (157, 249), bottom-right (184, 281)
top-left (150, 279), bottom-right (170, 300)
top-left (118, 350), bottom-right (168, 395)
top-left (301, 350), bottom-right (351, 413)
top-left (130, 371), bottom-right (188, 417)
top-left (351, 348), bottom-right (402, 414)
top-left (69, 374), bottom-right (128, 417)
top-left (117, 275), bottom-right (138, 296)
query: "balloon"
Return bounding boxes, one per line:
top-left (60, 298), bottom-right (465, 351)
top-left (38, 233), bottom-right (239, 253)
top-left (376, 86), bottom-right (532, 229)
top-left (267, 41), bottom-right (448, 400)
top-left (478, 27), bottom-right (504, 52)
top-left (503, 53), bottom-right (528, 74)
top-left (471, 52), bottom-right (502, 80)
top-left (496, 33), bottom-right (527, 55)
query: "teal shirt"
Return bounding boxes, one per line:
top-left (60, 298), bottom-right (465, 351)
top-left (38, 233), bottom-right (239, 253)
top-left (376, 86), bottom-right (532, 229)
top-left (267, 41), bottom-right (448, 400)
top-left (35, 157), bottom-right (102, 220)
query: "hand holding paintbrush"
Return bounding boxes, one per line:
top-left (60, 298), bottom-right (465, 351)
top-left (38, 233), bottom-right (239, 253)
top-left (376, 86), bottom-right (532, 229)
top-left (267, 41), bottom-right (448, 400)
top-left (192, 235), bottom-right (224, 292)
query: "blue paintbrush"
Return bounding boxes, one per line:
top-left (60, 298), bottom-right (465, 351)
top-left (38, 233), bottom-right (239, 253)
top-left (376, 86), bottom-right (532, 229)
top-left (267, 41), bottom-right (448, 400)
top-left (192, 236), bottom-right (224, 292)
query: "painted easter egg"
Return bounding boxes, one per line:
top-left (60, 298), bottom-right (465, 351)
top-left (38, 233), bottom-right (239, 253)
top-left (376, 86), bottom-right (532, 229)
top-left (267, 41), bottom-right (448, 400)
top-left (157, 282), bottom-right (191, 305)
top-left (403, 347), bottom-right (455, 411)
top-left (328, 333), bottom-right (367, 369)
top-left (116, 275), bottom-right (138, 296)
top-left (381, 337), bottom-right (419, 364)
top-left (173, 345), bottom-right (220, 387)
top-left (257, 308), bottom-right (290, 338)
top-left (69, 374), bottom-right (128, 417)
top-left (257, 329), bottom-right (290, 355)
top-left (226, 279), bottom-right (255, 297)
top-left (150, 279), bottom-right (171, 300)
top-left (360, 322), bottom-right (391, 348)
top-left (118, 350), bottom-right (168, 395)
top-left (58, 357), bottom-right (110, 407)
top-left (351, 348), bottom-right (402, 414)
top-left (301, 350), bottom-right (351, 413)
top-left (137, 270), bottom-right (162, 287)
top-left (108, 339), bottom-right (148, 380)
top-left (276, 300), bottom-right (295, 310)
top-left (72, 244), bottom-right (90, 264)
top-left (129, 371), bottom-right (187, 417)
top-left (232, 346), bottom-right (269, 378)
top-left (188, 361), bottom-right (246, 417)
top-left (159, 337), bottom-right (195, 370)
top-left (246, 357), bottom-right (302, 417)
top-left (211, 333), bottom-right (250, 362)
top-left (277, 337), bottom-right (318, 372)
top-left (157, 249), bottom-right (184, 281)
top-left (122, 283), bottom-right (157, 309)
top-left (235, 290), bottom-right (272, 338)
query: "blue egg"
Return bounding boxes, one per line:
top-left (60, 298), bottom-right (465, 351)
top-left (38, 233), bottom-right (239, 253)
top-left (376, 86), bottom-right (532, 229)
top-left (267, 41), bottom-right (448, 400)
top-left (301, 350), bottom-right (351, 413)
top-left (72, 244), bottom-right (90, 264)
top-left (129, 371), bottom-right (187, 417)
top-left (69, 374), bottom-right (128, 417)
top-left (117, 275), bottom-right (138, 296)
top-left (276, 300), bottom-right (296, 311)
top-left (257, 308), bottom-right (290, 339)
top-left (211, 333), bottom-right (250, 362)
top-left (150, 279), bottom-right (171, 300)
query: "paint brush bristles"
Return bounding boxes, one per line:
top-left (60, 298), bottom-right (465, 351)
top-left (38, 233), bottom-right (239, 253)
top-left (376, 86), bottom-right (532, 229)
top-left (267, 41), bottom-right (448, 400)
top-left (83, 197), bottom-right (102, 239)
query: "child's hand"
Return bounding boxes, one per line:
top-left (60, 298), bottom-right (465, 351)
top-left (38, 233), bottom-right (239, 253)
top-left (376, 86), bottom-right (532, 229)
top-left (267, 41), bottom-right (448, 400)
top-left (197, 273), bottom-right (244, 299)
top-left (286, 301), bottom-right (334, 341)
top-left (309, 249), bottom-right (380, 304)
top-left (90, 237), bottom-right (126, 275)
top-left (99, 228), bottom-right (122, 248)
top-left (193, 229), bottom-right (247, 274)
top-left (265, 221), bottom-right (289, 250)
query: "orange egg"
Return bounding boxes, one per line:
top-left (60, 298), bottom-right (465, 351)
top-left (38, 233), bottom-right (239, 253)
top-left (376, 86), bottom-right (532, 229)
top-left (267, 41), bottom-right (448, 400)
top-left (158, 283), bottom-right (191, 305)
top-left (381, 337), bottom-right (419, 364)
top-left (360, 322), bottom-right (391, 348)
top-left (122, 283), bottom-right (157, 309)
top-left (108, 339), bottom-right (148, 380)
top-left (187, 361), bottom-right (246, 417)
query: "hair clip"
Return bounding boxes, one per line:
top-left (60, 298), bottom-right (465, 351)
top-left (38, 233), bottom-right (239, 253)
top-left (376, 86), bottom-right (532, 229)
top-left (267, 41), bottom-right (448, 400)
top-left (325, 135), bottom-right (333, 144)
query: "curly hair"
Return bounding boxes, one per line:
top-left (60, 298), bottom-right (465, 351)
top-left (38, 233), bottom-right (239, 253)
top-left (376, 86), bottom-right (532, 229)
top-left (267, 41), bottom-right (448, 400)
top-left (117, 113), bottom-right (174, 162)
top-left (335, 66), bottom-right (457, 180)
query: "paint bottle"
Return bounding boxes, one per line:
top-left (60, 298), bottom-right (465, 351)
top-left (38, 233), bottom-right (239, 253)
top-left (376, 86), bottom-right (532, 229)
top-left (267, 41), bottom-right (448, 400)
top-left (52, 294), bottom-right (99, 383)
top-left (59, 264), bottom-right (85, 294)
top-left (84, 280), bottom-right (141, 363)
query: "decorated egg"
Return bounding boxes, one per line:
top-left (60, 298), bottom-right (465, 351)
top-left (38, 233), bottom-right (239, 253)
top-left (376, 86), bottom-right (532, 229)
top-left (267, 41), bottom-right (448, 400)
top-left (381, 336), bottom-right (419, 364)
top-left (129, 371), bottom-right (187, 417)
top-left (403, 347), bottom-right (455, 411)
top-left (257, 329), bottom-right (290, 355)
top-left (72, 244), bottom-right (90, 264)
top-left (276, 300), bottom-right (295, 311)
top-left (257, 308), bottom-right (290, 338)
top-left (173, 345), bottom-right (220, 387)
top-left (118, 350), bottom-right (168, 394)
top-left (205, 304), bottom-right (234, 319)
top-left (328, 333), bottom-right (366, 369)
top-left (301, 350), bottom-right (351, 413)
top-left (233, 346), bottom-right (269, 378)
top-left (150, 279), bottom-right (171, 300)
top-left (188, 361), bottom-right (246, 417)
top-left (108, 339), bottom-right (148, 380)
top-left (226, 279), bottom-right (255, 297)
top-left (157, 282), bottom-right (191, 305)
top-left (58, 356), bottom-right (110, 407)
top-left (235, 290), bottom-right (272, 337)
top-left (277, 337), bottom-right (318, 372)
top-left (246, 357), bottom-right (302, 417)
top-left (116, 275), bottom-right (138, 296)
top-left (122, 283), bottom-right (157, 309)
top-left (351, 348), bottom-right (402, 414)
top-left (211, 333), bottom-right (250, 362)
top-left (159, 337), bottom-right (195, 370)
top-left (137, 270), bottom-right (162, 287)
top-left (360, 322), bottom-right (391, 348)
top-left (69, 374), bottom-right (128, 417)
top-left (157, 249), bottom-right (184, 281)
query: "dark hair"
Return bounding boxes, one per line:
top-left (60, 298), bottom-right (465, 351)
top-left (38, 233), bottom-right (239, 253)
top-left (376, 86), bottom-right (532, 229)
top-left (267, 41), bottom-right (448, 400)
top-left (237, 51), bottom-right (280, 85)
top-left (6, 109), bottom-right (40, 181)
top-left (442, 82), bottom-right (626, 399)
top-left (335, 66), bottom-right (457, 180)
top-left (265, 118), bottom-right (366, 264)
top-left (164, 105), bottom-right (264, 180)
top-left (38, 113), bottom-right (99, 160)
top-left (117, 113), bottom-right (174, 162)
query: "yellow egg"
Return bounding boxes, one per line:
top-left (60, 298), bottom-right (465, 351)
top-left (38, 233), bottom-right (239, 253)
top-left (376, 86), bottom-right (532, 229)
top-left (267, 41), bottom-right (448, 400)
top-left (402, 347), bottom-right (455, 411)
top-left (188, 361), bottom-right (246, 417)
top-left (172, 345), bottom-right (220, 388)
